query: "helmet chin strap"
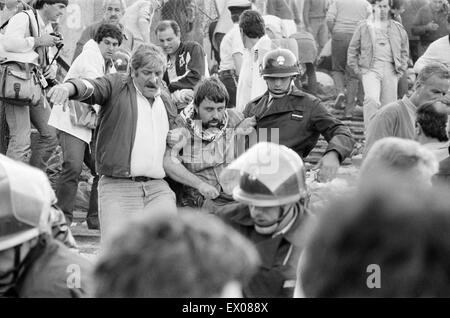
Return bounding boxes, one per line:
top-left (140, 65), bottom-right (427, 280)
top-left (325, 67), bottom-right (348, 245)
top-left (254, 204), bottom-right (297, 235)
top-left (267, 78), bottom-right (294, 99)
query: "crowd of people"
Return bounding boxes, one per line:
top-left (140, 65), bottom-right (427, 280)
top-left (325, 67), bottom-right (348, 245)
top-left (0, 0), bottom-right (450, 298)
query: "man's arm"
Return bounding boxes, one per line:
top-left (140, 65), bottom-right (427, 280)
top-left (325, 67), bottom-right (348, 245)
top-left (310, 100), bottom-right (355, 162)
top-left (303, 0), bottom-right (311, 29)
top-left (326, 0), bottom-right (337, 33)
top-left (364, 110), bottom-right (397, 156)
top-left (48, 75), bottom-right (114, 108)
top-left (163, 148), bottom-right (219, 199)
top-left (3, 12), bottom-right (57, 53)
top-left (168, 43), bottom-right (206, 93)
top-left (347, 24), bottom-right (363, 76)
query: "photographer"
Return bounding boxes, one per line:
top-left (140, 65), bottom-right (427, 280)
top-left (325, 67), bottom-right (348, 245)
top-left (1, 0), bottom-right (67, 170)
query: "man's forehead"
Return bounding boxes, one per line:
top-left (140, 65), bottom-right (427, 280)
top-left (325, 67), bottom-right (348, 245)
top-left (139, 62), bottom-right (164, 72)
top-left (199, 98), bottom-right (226, 108)
top-left (107, 0), bottom-right (122, 8)
top-left (103, 36), bottom-right (119, 44)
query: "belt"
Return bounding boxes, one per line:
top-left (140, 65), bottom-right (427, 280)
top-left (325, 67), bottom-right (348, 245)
top-left (219, 69), bottom-right (236, 76)
top-left (110, 176), bottom-right (156, 182)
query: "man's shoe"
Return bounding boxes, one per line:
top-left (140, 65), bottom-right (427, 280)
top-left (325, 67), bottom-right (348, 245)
top-left (86, 217), bottom-right (100, 230)
top-left (334, 93), bottom-right (346, 109)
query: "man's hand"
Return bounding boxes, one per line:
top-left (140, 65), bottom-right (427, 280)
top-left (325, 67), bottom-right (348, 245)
top-left (167, 127), bottom-right (190, 151)
top-left (35, 34), bottom-right (60, 48)
top-left (315, 151), bottom-right (340, 183)
top-left (236, 116), bottom-right (257, 135)
top-left (180, 89), bottom-right (194, 103)
top-left (43, 67), bottom-right (56, 80)
top-left (198, 182), bottom-right (220, 200)
top-left (47, 84), bottom-right (71, 111)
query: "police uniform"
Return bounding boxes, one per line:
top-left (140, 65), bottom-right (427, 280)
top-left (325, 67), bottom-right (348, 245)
top-left (242, 48), bottom-right (354, 160)
top-left (243, 87), bottom-right (355, 160)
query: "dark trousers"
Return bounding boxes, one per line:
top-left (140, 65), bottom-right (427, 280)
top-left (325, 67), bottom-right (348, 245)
top-left (56, 130), bottom-right (98, 224)
top-left (219, 71), bottom-right (238, 108)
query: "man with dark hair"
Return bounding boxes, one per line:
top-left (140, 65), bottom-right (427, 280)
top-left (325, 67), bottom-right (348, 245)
top-left (94, 210), bottom-right (260, 298)
top-left (235, 9), bottom-right (272, 111)
top-left (48, 23), bottom-right (123, 229)
top-left (47, 44), bottom-right (178, 242)
top-left (365, 62), bottom-right (450, 154)
top-left (72, 0), bottom-right (135, 62)
top-left (415, 100), bottom-right (450, 161)
top-left (164, 77), bottom-right (250, 214)
top-left (218, 0), bottom-right (252, 108)
top-left (1, 0), bottom-right (66, 170)
top-left (300, 183), bottom-right (450, 297)
top-left (155, 19), bottom-right (207, 111)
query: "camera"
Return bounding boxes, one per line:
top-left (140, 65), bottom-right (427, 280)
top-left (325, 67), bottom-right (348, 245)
top-left (50, 32), bottom-right (64, 49)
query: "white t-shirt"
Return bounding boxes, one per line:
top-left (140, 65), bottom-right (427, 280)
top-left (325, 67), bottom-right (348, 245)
top-left (236, 35), bottom-right (272, 111)
top-left (130, 84), bottom-right (169, 178)
top-left (219, 24), bottom-right (245, 72)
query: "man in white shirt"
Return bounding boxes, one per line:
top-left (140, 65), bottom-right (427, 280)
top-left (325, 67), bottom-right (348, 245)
top-left (46, 44), bottom-right (178, 242)
top-left (218, 0), bottom-right (251, 108)
top-left (235, 9), bottom-right (272, 112)
top-left (1, 0), bottom-right (66, 170)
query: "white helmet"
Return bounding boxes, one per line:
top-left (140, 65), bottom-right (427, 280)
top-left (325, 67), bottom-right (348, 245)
top-left (0, 155), bottom-right (54, 251)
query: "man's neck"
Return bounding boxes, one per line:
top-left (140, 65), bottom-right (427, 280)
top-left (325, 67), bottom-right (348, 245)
top-left (409, 93), bottom-right (421, 108)
top-left (419, 135), bottom-right (440, 145)
top-left (246, 37), bottom-right (261, 49)
top-left (169, 43), bottom-right (181, 59)
top-left (37, 9), bottom-right (50, 26)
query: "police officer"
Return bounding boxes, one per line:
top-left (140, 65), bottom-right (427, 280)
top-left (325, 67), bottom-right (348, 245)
top-left (241, 48), bottom-right (355, 182)
top-left (0, 155), bottom-right (92, 297)
top-left (220, 142), bottom-right (311, 298)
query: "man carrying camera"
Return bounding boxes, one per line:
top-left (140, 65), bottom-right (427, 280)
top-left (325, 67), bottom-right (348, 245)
top-left (1, 0), bottom-right (66, 170)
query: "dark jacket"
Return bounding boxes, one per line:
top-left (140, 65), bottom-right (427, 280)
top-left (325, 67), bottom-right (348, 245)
top-left (223, 203), bottom-right (308, 298)
top-left (163, 41), bottom-right (206, 93)
top-left (7, 238), bottom-right (93, 298)
top-left (68, 74), bottom-right (177, 178)
top-left (243, 87), bottom-right (355, 161)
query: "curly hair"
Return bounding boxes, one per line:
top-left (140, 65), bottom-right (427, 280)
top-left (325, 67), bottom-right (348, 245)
top-left (239, 10), bottom-right (265, 39)
top-left (94, 23), bottom-right (123, 46)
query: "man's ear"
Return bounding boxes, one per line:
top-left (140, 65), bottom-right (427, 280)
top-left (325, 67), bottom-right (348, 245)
top-left (415, 122), bottom-right (423, 137)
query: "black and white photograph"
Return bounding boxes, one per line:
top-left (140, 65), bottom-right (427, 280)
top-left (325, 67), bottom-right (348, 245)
top-left (1, 0), bottom-right (450, 303)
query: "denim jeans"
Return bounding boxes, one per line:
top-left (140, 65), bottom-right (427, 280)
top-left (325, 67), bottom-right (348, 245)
top-left (56, 130), bottom-right (98, 224)
top-left (331, 32), bottom-right (360, 109)
top-left (362, 61), bottom-right (399, 129)
top-left (98, 176), bottom-right (177, 243)
top-left (4, 98), bottom-right (58, 170)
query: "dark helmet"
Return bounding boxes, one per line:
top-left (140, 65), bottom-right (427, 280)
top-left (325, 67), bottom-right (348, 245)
top-left (220, 142), bottom-right (308, 207)
top-left (260, 48), bottom-right (300, 78)
top-left (0, 155), bottom-right (53, 251)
